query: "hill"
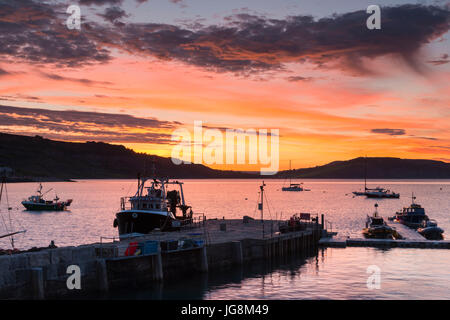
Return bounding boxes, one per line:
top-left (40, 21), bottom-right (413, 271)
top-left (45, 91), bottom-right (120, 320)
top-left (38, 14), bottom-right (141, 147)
top-left (276, 157), bottom-right (450, 179)
top-left (0, 132), bottom-right (250, 181)
top-left (1, 132), bottom-right (449, 180)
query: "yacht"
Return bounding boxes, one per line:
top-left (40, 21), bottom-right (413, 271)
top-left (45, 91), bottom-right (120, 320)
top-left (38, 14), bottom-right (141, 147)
top-left (113, 175), bottom-right (194, 237)
top-left (352, 157), bottom-right (399, 198)
top-left (364, 187), bottom-right (400, 199)
top-left (282, 160), bottom-right (309, 192)
top-left (21, 183), bottom-right (72, 211)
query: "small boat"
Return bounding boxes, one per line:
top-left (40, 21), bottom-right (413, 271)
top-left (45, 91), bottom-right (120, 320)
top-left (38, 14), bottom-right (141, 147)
top-left (389, 194), bottom-right (428, 229)
top-left (352, 157), bottom-right (399, 198)
top-left (114, 172), bottom-right (194, 237)
top-left (417, 219), bottom-right (444, 240)
top-left (21, 183), bottom-right (72, 211)
top-left (282, 160), bottom-right (309, 192)
top-left (364, 187), bottom-right (400, 199)
top-left (362, 204), bottom-right (399, 239)
top-left (282, 183), bottom-right (306, 192)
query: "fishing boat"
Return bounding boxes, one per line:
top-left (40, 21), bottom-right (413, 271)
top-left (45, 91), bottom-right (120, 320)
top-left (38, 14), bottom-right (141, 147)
top-left (114, 173), bottom-right (194, 237)
top-left (362, 204), bottom-right (399, 239)
top-left (389, 194), bottom-right (429, 229)
top-left (21, 183), bottom-right (72, 211)
top-left (417, 219), bottom-right (444, 240)
top-left (282, 160), bottom-right (309, 191)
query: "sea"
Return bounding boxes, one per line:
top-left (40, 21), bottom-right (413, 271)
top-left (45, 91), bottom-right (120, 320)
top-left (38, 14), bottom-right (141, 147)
top-left (1, 179), bottom-right (449, 299)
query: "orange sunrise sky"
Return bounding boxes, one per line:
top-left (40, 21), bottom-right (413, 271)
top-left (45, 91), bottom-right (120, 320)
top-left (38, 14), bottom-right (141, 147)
top-left (0, 0), bottom-right (449, 171)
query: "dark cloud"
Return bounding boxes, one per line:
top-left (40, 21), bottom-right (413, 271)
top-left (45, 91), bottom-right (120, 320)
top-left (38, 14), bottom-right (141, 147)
top-left (427, 53), bottom-right (450, 65)
top-left (371, 128), bottom-right (406, 136)
top-left (39, 72), bottom-right (113, 86)
top-left (98, 6), bottom-right (129, 23)
top-left (78, 0), bottom-right (124, 5)
top-left (286, 76), bottom-right (313, 82)
top-left (110, 4), bottom-right (450, 75)
top-left (0, 2), bottom-right (448, 75)
top-left (0, 0), bottom-right (111, 67)
top-left (0, 68), bottom-right (10, 76)
top-left (0, 105), bottom-right (181, 144)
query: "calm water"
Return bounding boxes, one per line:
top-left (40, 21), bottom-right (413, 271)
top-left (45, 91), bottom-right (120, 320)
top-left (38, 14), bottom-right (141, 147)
top-left (1, 179), bottom-right (449, 299)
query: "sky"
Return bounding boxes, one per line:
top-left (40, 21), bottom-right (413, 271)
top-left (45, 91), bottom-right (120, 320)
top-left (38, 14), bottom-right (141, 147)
top-left (0, 0), bottom-right (449, 172)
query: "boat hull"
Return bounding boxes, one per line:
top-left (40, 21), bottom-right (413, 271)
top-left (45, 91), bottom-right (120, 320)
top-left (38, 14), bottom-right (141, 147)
top-left (418, 227), bottom-right (444, 240)
top-left (21, 201), bottom-right (71, 211)
top-left (365, 193), bottom-right (399, 199)
top-left (282, 187), bottom-right (304, 191)
top-left (115, 210), bottom-right (175, 235)
top-left (362, 226), bottom-right (396, 239)
top-left (395, 216), bottom-right (428, 229)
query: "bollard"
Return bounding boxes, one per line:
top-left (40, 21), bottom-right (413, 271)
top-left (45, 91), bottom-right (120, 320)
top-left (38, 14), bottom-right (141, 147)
top-left (31, 268), bottom-right (44, 300)
top-left (96, 259), bottom-right (109, 292)
top-left (232, 241), bottom-right (243, 265)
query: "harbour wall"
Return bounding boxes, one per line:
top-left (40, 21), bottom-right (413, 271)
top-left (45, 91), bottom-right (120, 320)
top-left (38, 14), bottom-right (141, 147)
top-left (0, 228), bottom-right (321, 299)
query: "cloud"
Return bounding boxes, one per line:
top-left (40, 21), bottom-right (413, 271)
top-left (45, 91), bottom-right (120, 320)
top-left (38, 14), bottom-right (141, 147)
top-left (110, 4), bottom-right (450, 75)
top-left (0, 105), bottom-right (182, 144)
top-left (78, 0), bottom-right (124, 5)
top-left (98, 6), bottom-right (129, 23)
top-left (427, 53), bottom-right (450, 65)
top-left (0, 0), bottom-right (111, 67)
top-left (39, 72), bottom-right (113, 86)
top-left (0, 68), bottom-right (11, 77)
top-left (371, 128), bottom-right (406, 136)
top-left (0, 2), bottom-right (448, 75)
top-left (286, 76), bottom-right (313, 82)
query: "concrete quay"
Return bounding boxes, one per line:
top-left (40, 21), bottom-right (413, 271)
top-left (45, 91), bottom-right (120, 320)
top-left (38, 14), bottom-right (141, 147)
top-left (0, 218), bottom-right (323, 299)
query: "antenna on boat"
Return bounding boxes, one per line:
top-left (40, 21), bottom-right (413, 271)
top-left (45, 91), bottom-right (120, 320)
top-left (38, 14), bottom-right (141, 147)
top-left (412, 192), bottom-right (416, 204)
top-left (374, 203), bottom-right (379, 217)
top-left (259, 181), bottom-right (266, 238)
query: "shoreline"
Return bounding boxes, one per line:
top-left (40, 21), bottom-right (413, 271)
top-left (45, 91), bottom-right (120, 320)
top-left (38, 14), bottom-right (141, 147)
top-left (4, 177), bottom-right (450, 183)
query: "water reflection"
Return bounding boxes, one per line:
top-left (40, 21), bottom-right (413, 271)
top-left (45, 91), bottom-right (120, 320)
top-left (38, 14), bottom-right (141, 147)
top-left (105, 250), bottom-right (317, 300)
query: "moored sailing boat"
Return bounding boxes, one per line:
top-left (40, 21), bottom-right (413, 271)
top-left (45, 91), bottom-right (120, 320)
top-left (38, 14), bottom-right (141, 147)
top-left (282, 160), bottom-right (309, 191)
top-left (352, 157), bottom-right (399, 198)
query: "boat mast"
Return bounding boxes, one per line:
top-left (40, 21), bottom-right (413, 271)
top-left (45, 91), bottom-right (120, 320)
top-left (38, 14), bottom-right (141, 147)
top-left (289, 160), bottom-right (292, 186)
top-left (364, 156), bottom-right (367, 191)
